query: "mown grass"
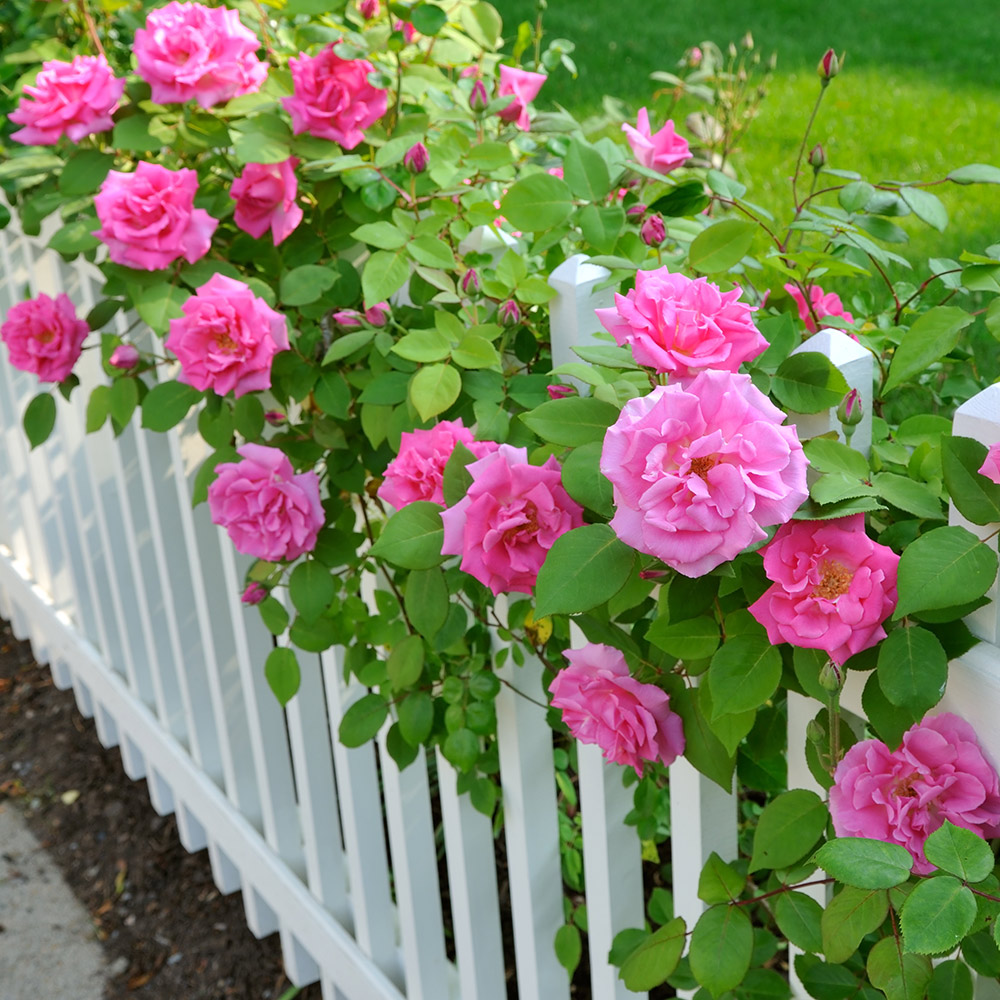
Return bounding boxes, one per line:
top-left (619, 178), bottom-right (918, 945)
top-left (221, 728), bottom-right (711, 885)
top-left (492, 0), bottom-right (1000, 271)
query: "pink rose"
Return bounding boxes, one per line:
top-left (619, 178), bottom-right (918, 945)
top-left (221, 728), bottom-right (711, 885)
top-left (230, 158), bottom-right (303, 246)
top-left (165, 274), bottom-right (288, 398)
top-left (209, 443), bottom-right (324, 561)
top-left (0, 293), bottom-right (89, 383)
top-left (748, 515), bottom-right (899, 666)
top-left (109, 344), bottom-right (140, 370)
top-left (595, 267), bottom-right (767, 379)
top-left (241, 582), bottom-right (268, 605)
top-left (831, 713), bottom-right (1000, 874)
top-left (283, 43), bottom-right (388, 149)
top-left (496, 65), bottom-right (546, 131)
top-left (135, 1), bottom-right (267, 109)
top-left (440, 444), bottom-right (584, 595)
top-left (94, 162), bottom-right (218, 271)
top-left (378, 418), bottom-right (496, 509)
top-left (622, 108), bottom-right (691, 175)
top-left (549, 643), bottom-right (685, 776)
top-left (600, 371), bottom-right (808, 578)
top-left (785, 282), bottom-right (855, 333)
top-left (978, 443), bottom-right (1000, 485)
top-left (10, 55), bottom-right (124, 145)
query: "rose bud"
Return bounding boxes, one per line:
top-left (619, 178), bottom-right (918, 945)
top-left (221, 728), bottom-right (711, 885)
top-left (817, 48), bottom-right (840, 81)
top-left (688, 46), bottom-right (703, 68)
top-left (808, 143), bottom-right (826, 169)
top-left (332, 309), bottom-right (363, 328)
top-left (499, 299), bottom-right (521, 326)
top-left (546, 384), bottom-right (576, 401)
top-left (364, 302), bottom-right (390, 327)
top-left (403, 140), bottom-right (429, 174)
top-left (837, 388), bottom-right (863, 427)
top-left (641, 214), bottom-right (666, 247)
top-left (461, 268), bottom-right (480, 295)
top-left (469, 79), bottom-right (489, 112)
top-left (264, 410), bottom-right (286, 425)
top-left (359, 0), bottom-right (379, 17)
top-left (109, 344), bottom-right (140, 370)
top-left (625, 202), bottom-right (647, 219)
top-left (241, 582), bottom-right (268, 605)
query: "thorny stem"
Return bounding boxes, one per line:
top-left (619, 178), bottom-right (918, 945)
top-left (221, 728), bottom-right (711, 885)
top-left (790, 84), bottom-right (827, 215)
top-left (78, 0), bottom-right (107, 60)
top-left (828, 666), bottom-right (842, 771)
top-left (865, 252), bottom-right (902, 315)
top-left (895, 268), bottom-right (963, 323)
top-left (735, 878), bottom-right (835, 906)
top-left (251, 0), bottom-right (277, 62)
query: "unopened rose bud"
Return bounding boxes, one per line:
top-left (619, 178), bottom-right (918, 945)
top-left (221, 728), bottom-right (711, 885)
top-left (461, 268), bottom-right (480, 295)
top-left (546, 383), bottom-right (576, 401)
top-left (806, 719), bottom-right (826, 744)
top-left (728, 42), bottom-right (738, 58)
top-left (808, 143), bottom-right (826, 170)
top-left (818, 660), bottom-right (843, 692)
top-left (403, 141), bottom-right (429, 174)
top-left (499, 299), bottom-right (521, 326)
top-left (364, 302), bottom-right (389, 327)
top-left (241, 582), bottom-right (268, 605)
top-left (817, 48), bottom-right (840, 82)
top-left (109, 344), bottom-right (139, 370)
top-left (641, 214), bottom-right (666, 247)
top-left (625, 202), bottom-right (647, 219)
top-left (742, 31), bottom-right (754, 51)
top-left (359, 0), bottom-right (379, 17)
top-left (332, 309), bottom-right (363, 329)
top-left (469, 80), bottom-right (489, 112)
top-left (688, 46), bottom-right (703, 68)
top-left (264, 410), bottom-right (286, 425)
top-left (394, 20), bottom-right (416, 42)
top-left (837, 388), bottom-right (863, 427)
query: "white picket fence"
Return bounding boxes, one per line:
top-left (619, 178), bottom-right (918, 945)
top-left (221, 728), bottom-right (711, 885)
top-left (2, 212), bottom-right (999, 1000)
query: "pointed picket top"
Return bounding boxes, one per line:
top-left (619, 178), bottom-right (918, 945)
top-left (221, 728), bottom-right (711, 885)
top-left (547, 253), bottom-right (615, 371)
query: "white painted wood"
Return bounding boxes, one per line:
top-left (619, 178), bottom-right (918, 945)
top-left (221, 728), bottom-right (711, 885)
top-left (547, 253), bottom-right (615, 371)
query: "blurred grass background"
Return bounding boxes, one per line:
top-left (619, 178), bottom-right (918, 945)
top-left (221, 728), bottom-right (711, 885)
top-left (492, 0), bottom-right (1000, 270)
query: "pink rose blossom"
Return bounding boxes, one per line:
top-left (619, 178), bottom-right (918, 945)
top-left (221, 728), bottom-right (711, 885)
top-left (283, 43), bottom-right (388, 148)
top-left (622, 108), bottom-right (691, 175)
top-left (440, 444), bottom-right (583, 595)
top-left (109, 344), bottom-right (140, 370)
top-left (978, 443), bottom-right (1000, 485)
top-left (209, 443), bottom-right (324, 561)
top-left (378, 418), bottom-right (496, 509)
top-left (748, 515), bottom-right (899, 666)
top-left (230, 158), bottom-right (303, 246)
top-left (600, 371), bottom-right (808, 578)
top-left (549, 643), bottom-right (685, 776)
top-left (785, 282), bottom-right (855, 333)
top-left (496, 65), bottom-right (546, 131)
top-left (94, 162), bottom-right (218, 271)
top-left (595, 267), bottom-right (768, 379)
top-left (0, 293), bottom-right (88, 383)
top-left (358, 0), bottom-right (379, 18)
top-left (10, 55), bottom-right (124, 145)
top-left (135, 1), bottom-right (267, 109)
top-left (165, 274), bottom-right (288, 398)
top-left (831, 713), bottom-right (1000, 874)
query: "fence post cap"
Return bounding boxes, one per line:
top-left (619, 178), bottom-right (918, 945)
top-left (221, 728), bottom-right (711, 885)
top-left (548, 253), bottom-right (611, 291)
top-left (457, 224), bottom-right (519, 257)
top-left (955, 383), bottom-right (1000, 427)
top-left (790, 327), bottom-right (872, 367)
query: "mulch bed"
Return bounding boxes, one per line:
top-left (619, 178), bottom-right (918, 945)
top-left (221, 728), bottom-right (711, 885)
top-left (0, 617), bottom-right (321, 1000)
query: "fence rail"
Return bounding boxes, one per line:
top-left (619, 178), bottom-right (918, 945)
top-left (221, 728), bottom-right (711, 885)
top-left (3, 217), bottom-right (1000, 999)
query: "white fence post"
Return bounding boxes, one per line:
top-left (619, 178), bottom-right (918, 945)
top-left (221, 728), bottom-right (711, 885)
top-left (548, 254), bottom-right (614, 370)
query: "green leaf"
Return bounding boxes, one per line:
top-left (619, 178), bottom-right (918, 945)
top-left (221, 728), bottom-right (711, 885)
top-left (409, 364), bottom-right (462, 421)
top-left (928, 961), bottom-right (974, 1000)
top-left (112, 114), bottom-right (168, 152)
top-left (561, 441), bottom-right (614, 517)
top-left (749, 789), bottom-right (827, 873)
top-left (942, 435), bottom-right (1000, 525)
top-left (231, 113), bottom-right (293, 165)
top-left (280, 264), bottom-right (337, 306)
top-left (867, 937), bottom-right (933, 1000)
top-left (86, 385), bottom-right (110, 433)
top-left (804, 437), bottom-right (870, 480)
top-left (141, 382), bottom-right (201, 432)
top-left (821, 886), bottom-right (888, 964)
top-left (520, 396), bottom-right (621, 447)
top-left (339, 692), bottom-right (389, 747)
top-left (234, 394), bottom-right (265, 440)
top-left (884, 307), bottom-right (974, 394)
top-left (397, 691), bottom-right (434, 746)
top-left (872, 472), bottom-right (944, 519)
top-left (698, 851), bottom-right (746, 904)
top-left (58, 149), bottom-right (115, 196)
top-left (894, 525), bottom-right (998, 619)
top-left (533, 524), bottom-right (635, 617)
top-left (562, 137), bottom-right (612, 202)
top-left (132, 282), bottom-right (187, 335)
top-left (452, 335), bottom-right (500, 370)
top-left (23, 393), bottom-right (56, 449)
top-left (323, 329), bottom-right (375, 364)
top-left (258, 596), bottom-right (289, 636)
top-left (708, 635), bottom-right (782, 718)
top-left (387, 634), bottom-right (424, 691)
top-left (404, 568), bottom-right (449, 638)
top-left (362, 249), bottom-right (411, 307)
top-left (648, 180), bottom-right (710, 219)
top-left (689, 905), bottom-right (753, 996)
top-left (352, 221), bottom-right (408, 250)
top-left (443, 728), bottom-right (479, 771)
top-left (900, 876), bottom-right (977, 955)
top-left (795, 955), bottom-right (861, 1000)
top-left (948, 164), bottom-right (1000, 185)
top-left (924, 821), bottom-right (995, 883)
top-left (554, 924), bottom-right (582, 978)
top-left (812, 838), bottom-right (913, 889)
top-left (839, 181), bottom-right (876, 213)
top-left (407, 235), bottom-right (455, 270)
top-left (771, 352), bottom-right (852, 413)
top-left (369, 501), bottom-right (445, 569)
top-left (619, 917), bottom-right (686, 991)
top-left (773, 891), bottom-right (824, 953)
top-left (48, 217), bottom-right (101, 256)
top-left (288, 561), bottom-right (335, 622)
top-left (500, 173), bottom-right (575, 232)
top-left (877, 625), bottom-right (947, 713)
top-left (900, 187), bottom-right (948, 231)
top-left (191, 445), bottom-right (238, 506)
top-left (264, 647), bottom-right (300, 706)
top-left (671, 686), bottom-right (735, 791)
top-left (687, 219), bottom-right (756, 274)
top-left (108, 376), bottom-right (138, 430)
top-left (577, 204), bottom-right (625, 254)
top-left (648, 614), bottom-right (720, 661)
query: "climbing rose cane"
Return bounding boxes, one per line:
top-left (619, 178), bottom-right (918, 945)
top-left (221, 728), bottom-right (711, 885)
top-left (440, 444), bottom-right (583, 595)
top-left (0, 293), bottom-right (89, 383)
top-left (209, 444), bottom-right (324, 561)
top-left (601, 371), bottom-right (808, 578)
top-left (549, 643), bottom-right (684, 776)
top-left (831, 713), bottom-right (1000, 874)
top-left (748, 514), bottom-right (899, 666)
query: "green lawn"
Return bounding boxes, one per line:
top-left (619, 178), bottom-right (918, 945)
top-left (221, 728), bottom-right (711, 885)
top-left (492, 0), bottom-right (1000, 269)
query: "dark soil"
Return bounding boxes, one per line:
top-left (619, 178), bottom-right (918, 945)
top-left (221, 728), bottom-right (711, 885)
top-left (0, 618), bottom-right (322, 1000)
